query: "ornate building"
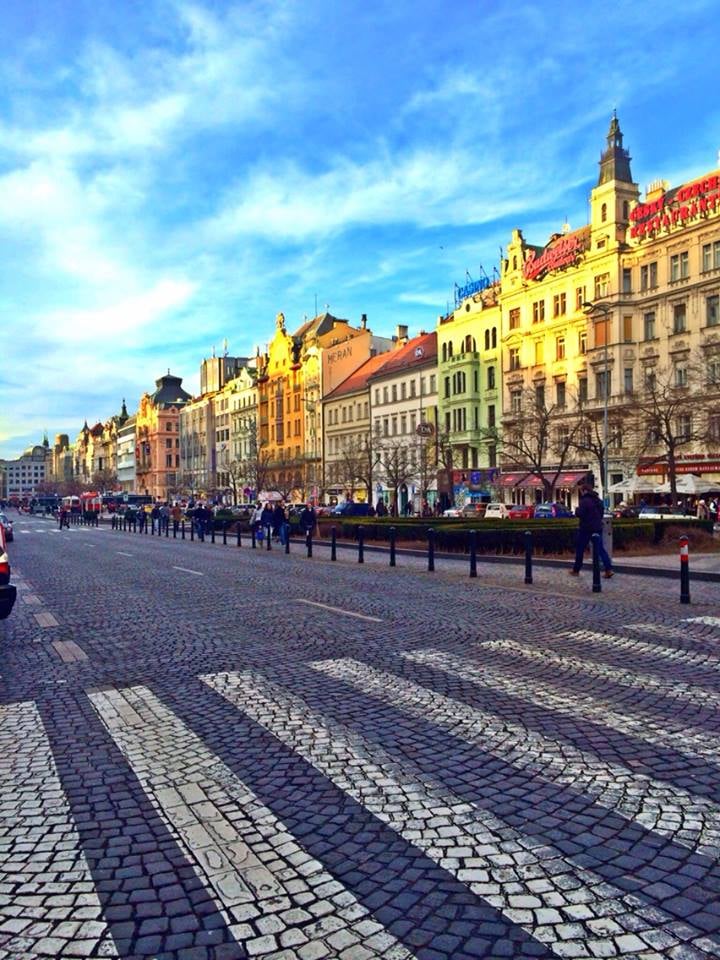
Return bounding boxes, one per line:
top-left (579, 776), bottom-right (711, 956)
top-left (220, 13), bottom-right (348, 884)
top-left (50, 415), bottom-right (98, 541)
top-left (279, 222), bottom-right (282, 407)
top-left (136, 373), bottom-right (191, 501)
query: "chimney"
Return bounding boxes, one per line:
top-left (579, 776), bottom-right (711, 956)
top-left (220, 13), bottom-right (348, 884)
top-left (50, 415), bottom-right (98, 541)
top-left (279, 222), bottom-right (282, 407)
top-left (360, 313), bottom-right (368, 330)
top-left (396, 324), bottom-right (409, 342)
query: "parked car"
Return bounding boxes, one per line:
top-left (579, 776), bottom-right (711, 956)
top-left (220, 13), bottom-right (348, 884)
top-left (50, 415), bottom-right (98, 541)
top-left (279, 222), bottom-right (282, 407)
top-left (0, 523), bottom-right (17, 620)
top-left (639, 505), bottom-right (699, 520)
top-left (507, 503), bottom-right (535, 520)
top-left (0, 513), bottom-right (13, 542)
top-left (533, 502), bottom-right (574, 519)
top-left (461, 502), bottom-right (487, 518)
top-left (484, 502), bottom-right (509, 520)
top-left (331, 502), bottom-right (372, 517)
top-left (613, 504), bottom-right (640, 519)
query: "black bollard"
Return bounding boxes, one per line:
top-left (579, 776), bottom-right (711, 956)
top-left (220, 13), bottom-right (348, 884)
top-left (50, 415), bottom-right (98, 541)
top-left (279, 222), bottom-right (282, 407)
top-left (165, 521), bottom-right (169, 538)
top-left (222, 523), bottom-right (227, 546)
top-left (190, 521), bottom-right (194, 541)
top-left (211, 524), bottom-right (216, 544)
top-left (173, 521), bottom-right (177, 539)
top-left (331, 526), bottom-right (337, 561)
top-left (524, 530), bottom-right (533, 584)
top-left (266, 526), bottom-right (271, 550)
top-left (145, 519), bottom-right (148, 535)
top-left (357, 525), bottom-right (364, 563)
top-left (427, 527), bottom-right (435, 572)
top-left (306, 528), bottom-right (313, 558)
top-left (284, 523), bottom-right (290, 554)
top-left (389, 526), bottom-right (396, 567)
top-left (469, 529), bottom-right (477, 579)
top-left (236, 524), bottom-right (241, 548)
top-left (680, 535), bottom-right (690, 604)
top-left (251, 527), bottom-right (256, 549)
top-left (591, 533), bottom-right (601, 593)
top-left (181, 520), bottom-right (185, 540)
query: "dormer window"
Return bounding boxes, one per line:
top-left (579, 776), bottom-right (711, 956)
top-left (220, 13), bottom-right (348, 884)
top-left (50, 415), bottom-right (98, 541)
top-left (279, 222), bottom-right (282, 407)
top-left (601, 202), bottom-right (608, 223)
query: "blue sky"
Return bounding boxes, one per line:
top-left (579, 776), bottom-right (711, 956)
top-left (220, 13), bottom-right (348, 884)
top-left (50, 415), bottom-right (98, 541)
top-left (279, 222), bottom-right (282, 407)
top-left (2, 0), bottom-right (719, 459)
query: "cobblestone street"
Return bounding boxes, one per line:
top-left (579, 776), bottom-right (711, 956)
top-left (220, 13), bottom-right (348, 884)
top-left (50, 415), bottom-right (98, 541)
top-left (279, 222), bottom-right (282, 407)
top-left (1, 519), bottom-right (720, 959)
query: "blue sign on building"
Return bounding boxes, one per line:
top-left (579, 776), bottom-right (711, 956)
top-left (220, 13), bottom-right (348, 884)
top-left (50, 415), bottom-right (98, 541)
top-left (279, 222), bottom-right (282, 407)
top-left (454, 276), bottom-right (491, 307)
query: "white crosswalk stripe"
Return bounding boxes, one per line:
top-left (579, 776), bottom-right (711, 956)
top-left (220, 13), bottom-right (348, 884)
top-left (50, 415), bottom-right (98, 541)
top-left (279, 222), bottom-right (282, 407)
top-left (0, 701), bottom-right (117, 957)
top-left (203, 669), bottom-right (685, 959)
top-left (404, 648), bottom-right (720, 770)
top-left (684, 616), bottom-right (720, 628)
top-left (311, 657), bottom-right (720, 850)
top-left (567, 626), bottom-right (720, 667)
top-left (88, 684), bottom-right (415, 959)
top-left (479, 635), bottom-right (720, 709)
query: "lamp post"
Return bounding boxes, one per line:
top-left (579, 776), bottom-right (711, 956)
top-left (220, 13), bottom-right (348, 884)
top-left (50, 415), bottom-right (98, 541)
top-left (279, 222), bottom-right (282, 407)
top-left (582, 300), bottom-right (612, 506)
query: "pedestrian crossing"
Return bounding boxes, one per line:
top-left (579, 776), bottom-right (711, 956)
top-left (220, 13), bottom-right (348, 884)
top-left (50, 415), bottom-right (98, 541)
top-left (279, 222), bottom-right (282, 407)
top-left (2, 618), bottom-right (720, 957)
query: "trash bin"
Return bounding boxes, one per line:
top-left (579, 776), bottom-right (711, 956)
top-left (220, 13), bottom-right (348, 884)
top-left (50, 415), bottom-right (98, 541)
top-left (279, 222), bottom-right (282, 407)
top-left (602, 515), bottom-right (613, 561)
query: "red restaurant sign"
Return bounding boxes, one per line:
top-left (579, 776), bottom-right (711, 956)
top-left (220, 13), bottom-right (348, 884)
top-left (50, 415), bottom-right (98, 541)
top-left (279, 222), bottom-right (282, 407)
top-left (637, 460), bottom-right (720, 476)
top-left (630, 171), bottom-right (720, 241)
top-left (522, 229), bottom-right (589, 281)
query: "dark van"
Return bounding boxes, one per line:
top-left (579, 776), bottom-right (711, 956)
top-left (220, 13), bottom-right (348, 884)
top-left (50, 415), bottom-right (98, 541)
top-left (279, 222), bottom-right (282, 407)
top-left (331, 502), bottom-right (372, 517)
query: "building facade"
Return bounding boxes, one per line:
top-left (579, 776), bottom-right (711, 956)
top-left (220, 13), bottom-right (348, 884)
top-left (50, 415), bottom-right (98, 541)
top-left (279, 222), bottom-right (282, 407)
top-left (135, 373), bottom-right (191, 501)
top-left (0, 440), bottom-right (52, 501)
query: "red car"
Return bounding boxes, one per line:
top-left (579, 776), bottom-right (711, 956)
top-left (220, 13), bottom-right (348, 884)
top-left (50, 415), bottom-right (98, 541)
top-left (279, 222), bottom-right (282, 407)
top-left (0, 523), bottom-right (16, 620)
top-left (508, 503), bottom-right (535, 520)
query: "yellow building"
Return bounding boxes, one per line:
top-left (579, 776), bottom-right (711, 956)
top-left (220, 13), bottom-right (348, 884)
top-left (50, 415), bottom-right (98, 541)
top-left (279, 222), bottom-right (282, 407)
top-left (499, 114), bottom-right (639, 502)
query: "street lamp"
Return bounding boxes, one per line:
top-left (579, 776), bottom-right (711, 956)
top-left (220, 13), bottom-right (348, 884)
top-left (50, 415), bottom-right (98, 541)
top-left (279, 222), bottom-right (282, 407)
top-left (582, 300), bottom-right (611, 506)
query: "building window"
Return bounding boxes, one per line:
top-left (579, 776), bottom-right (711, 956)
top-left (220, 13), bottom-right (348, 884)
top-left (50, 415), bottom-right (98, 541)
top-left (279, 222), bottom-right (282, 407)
top-left (708, 360), bottom-right (720, 385)
top-left (676, 414), bottom-right (691, 441)
top-left (578, 331), bottom-right (587, 355)
top-left (487, 366), bottom-right (495, 389)
top-left (702, 241), bottom-right (720, 272)
top-left (535, 384), bottom-right (545, 409)
top-left (594, 273), bottom-right (610, 299)
top-left (488, 405), bottom-right (496, 428)
top-left (400, 415), bottom-right (407, 434)
top-left (675, 365), bottom-right (688, 388)
top-left (709, 413), bottom-right (720, 442)
top-left (556, 381), bottom-right (566, 408)
top-left (552, 293), bottom-right (567, 317)
top-left (575, 286), bottom-right (586, 311)
top-left (391, 385), bottom-right (397, 403)
top-left (509, 307), bottom-right (520, 330)
top-left (623, 316), bottom-right (633, 342)
top-left (429, 374), bottom-right (436, 393)
top-left (400, 382), bottom-right (406, 400)
top-left (383, 386), bottom-right (389, 404)
top-left (643, 311), bottom-right (656, 340)
top-left (640, 262), bottom-right (658, 290)
top-left (670, 251), bottom-right (689, 281)
top-left (555, 336), bottom-right (565, 361)
top-left (166, 422), bottom-right (173, 431)
top-left (511, 390), bottom-right (522, 414)
top-left (532, 300), bottom-right (545, 323)
top-left (622, 268), bottom-right (632, 294)
top-left (410, 380), bottom-right (416, 397)
top-left (383, 418), bottom-right (389, 436)
top-left (624, 367), bottom-right (634, 395)
top-left (166, 454), bottom-right (173, 467)
top-left (534, 340), bottom-right (544, 365)
top-left (673, 303), bottom-right (687, 334)
top-left (707, 294), bottom-right (719, 327)
top-left (509, 347), bottom-right (521, 371)
top-left (444, 376), bottom-right (450, 398)
top-left (596, 370), bottom-right (611, 400)
top-left (601, 202), bottom-right (607, 222)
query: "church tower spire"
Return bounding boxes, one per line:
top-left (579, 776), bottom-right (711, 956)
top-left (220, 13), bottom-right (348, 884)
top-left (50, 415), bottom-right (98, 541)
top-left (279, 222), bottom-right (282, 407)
top-left (598, 111), bottom-right (633, 185)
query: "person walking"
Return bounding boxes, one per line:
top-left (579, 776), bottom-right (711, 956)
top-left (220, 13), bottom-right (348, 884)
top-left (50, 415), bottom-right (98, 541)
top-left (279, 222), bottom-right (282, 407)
top-left (260, 502), bottom-right (274, 542)
top-left (299, 503), bottom-right (316, 537)
top-left (709, 498), bottom-right (719, 524)
top-left (272, 502), bottom-right (286, 542)
top-left (569, 483), bottom-right (613, 578)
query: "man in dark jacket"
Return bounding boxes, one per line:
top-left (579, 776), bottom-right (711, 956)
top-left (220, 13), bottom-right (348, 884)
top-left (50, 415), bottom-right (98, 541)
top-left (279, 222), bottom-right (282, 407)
top-left (299, 503), bottom-right (316, 536)
top-left (570, 484), bottom-right (613, 577)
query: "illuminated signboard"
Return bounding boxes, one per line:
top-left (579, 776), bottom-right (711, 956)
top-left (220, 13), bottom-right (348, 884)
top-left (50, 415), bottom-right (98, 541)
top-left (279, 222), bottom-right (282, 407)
top-left (454, 276), bottom-right (490, 307)
top-left (522, 230), bottom-right (589, 282)
top-left (630, 172), bottom-right (720, 241)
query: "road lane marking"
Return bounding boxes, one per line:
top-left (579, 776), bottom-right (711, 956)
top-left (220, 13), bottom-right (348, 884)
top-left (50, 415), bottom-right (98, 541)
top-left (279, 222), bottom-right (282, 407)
top-left (205, 669), bottom-right (685, 958)
top-left (294, 598), bottom-right (382, 621)
top-left (33, 611), bottom-right (59, 627)
top-left (0, 702), bottom-right (114, 949)
top-left (685, 616), bottom-right (720, 627)
top-left (82, 542), bottom-right (97, 548)
top-left (172, 566), bottom-right (203, 576)
top-left (88, 685), bottom-right (412, 957)
top-left (116, 551), bottom-right (134, 557)
top-left (312, 657), bottom-right (720, 849)
top-left (52, 640), bottom-right (89, 663)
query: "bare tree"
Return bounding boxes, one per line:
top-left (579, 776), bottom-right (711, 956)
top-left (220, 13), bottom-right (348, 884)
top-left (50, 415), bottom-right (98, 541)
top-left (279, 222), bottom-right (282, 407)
top-left (490, 387), bottom-right (583, 501)
top-left (270, 455), bottom-right (303, 502)
top-left (332, 432), bottom-right (381, 503)
top-left (571, 402), bottom-right (642, 494)
top-left (630, 356), bottom-right (718, 506)
top-left (228, 421), bottom-right (273, 501)
top-left (91, 468), bottom-right (118, 493)
top-left (413, 434), bottom-right (438, 508)
top-left (378, 440), bottom-right (414, 515)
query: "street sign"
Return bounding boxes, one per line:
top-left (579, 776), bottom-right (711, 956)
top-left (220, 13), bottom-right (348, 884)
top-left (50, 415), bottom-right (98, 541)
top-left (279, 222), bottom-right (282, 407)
top-left (416, 422), bottom-right (435, 437)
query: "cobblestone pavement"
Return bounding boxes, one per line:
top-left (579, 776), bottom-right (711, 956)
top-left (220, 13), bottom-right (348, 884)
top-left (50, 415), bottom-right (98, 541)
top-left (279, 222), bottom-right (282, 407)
top-left (1, 518), bottom-right (720, 959)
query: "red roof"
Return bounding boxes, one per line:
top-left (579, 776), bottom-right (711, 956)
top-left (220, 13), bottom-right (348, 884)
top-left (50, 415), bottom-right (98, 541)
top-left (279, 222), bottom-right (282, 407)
top-left (368, 331), bottom-right (437, 380)
top-left (325, 350), bottom-right (394, 401)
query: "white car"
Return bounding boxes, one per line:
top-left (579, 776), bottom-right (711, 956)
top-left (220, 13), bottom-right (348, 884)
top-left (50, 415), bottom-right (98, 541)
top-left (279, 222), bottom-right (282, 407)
top-left (484, 502), bottom-right (509, 520)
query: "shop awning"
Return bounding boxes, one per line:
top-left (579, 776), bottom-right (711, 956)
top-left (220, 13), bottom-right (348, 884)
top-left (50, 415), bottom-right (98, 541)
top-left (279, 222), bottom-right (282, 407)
top-left (497, 472), bottom-right (534, 488)
top-left (553, 470), bottom-right (590, 488)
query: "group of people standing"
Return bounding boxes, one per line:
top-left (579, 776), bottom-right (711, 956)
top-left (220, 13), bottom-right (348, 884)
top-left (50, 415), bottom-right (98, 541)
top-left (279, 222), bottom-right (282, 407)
top-left (250, 501), bottom-right (316, 544)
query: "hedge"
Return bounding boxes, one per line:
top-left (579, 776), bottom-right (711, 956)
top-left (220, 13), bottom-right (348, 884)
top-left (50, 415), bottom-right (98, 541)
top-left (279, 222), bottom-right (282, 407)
top-left (316, 517), bottom-right (713, 555)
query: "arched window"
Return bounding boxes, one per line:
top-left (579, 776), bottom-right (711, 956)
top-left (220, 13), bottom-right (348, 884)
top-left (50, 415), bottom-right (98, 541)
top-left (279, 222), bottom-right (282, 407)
top-left (442, 343), bottom-right (447, 363)
top-left (623, 200), bottom-right (629, 220)
top-left (484, 330), bottom-right (490, 351)
top-left (601, 202), bottom-right (607, 223)
top-left (491, 327), bottom-right (497, 349)
top-left (464, 334), bottom-right (473, 352)
top-left (448, 340), bottom-right (453, 357)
